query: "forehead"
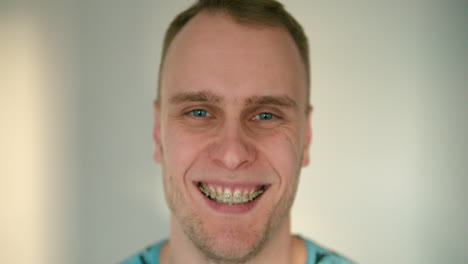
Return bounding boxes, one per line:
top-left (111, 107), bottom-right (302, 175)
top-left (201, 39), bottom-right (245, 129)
top-left (160, 11), bottom-right (307, 107)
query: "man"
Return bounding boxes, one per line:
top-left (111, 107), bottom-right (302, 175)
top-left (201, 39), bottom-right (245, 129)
top-left (122, 0), bottom-right (354, 263)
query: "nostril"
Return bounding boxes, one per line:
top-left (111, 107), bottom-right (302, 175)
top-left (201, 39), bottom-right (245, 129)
top-left (207, 132), bottom-right (257, 170)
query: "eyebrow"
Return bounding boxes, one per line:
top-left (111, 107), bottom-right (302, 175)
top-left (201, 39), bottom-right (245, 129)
top-left (169, 91), bottom-right (297, 108)
top-left (169, 91), bottom-right (223, 104)
top-left (244, 95), bottom-right (297, 108)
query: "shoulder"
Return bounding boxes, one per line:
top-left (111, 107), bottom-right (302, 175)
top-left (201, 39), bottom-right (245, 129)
top-left (300, 236), bottom-right (356, 264)
top-left (119, 240), bottom-right (167, 264)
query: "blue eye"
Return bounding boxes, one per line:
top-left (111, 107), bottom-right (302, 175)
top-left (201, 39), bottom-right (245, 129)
top-left (190, 109), bottom-right (209, 117)
top-left (254, 112), bottom-right (274, 120)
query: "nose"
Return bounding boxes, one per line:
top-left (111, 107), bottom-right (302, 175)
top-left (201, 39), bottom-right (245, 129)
top-left (209, 120), bottom-right (256, 170)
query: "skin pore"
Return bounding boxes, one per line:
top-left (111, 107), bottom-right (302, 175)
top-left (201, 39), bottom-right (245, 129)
top-left (153, 11), bottom-right (312, 264)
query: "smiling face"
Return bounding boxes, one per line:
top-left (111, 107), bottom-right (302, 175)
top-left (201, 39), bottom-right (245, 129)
top-left (153, 12), bottom-right (311, 262)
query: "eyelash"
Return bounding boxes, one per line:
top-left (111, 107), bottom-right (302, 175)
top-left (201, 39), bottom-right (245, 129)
top-left (188, 109), bottom-right (212, 118)
top-left (185, 108), bottom-right (280, 121)
top-left (251, 112), bottom-right (278, 121)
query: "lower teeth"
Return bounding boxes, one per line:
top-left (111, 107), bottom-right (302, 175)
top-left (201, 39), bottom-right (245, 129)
top-left (198, 183), bottom-right (264, 205)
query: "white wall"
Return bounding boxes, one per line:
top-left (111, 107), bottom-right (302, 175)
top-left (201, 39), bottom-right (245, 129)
top-left (288, 1), bottom-right (468, 263)
top-left (1, 0), bottom-right (466, 263)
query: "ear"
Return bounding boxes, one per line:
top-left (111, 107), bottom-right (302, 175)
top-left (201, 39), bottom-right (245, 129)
top-left (152, 100), bottom-right (162, 163)
top-left (301, 105), bottom-right (313, 167)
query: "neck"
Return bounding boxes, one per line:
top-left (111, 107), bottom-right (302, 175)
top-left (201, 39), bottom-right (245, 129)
top-left (160, 215), bottom-right (304, 264)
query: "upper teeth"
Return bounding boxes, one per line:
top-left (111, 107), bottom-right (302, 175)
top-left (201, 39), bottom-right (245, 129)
top-left (198, 183), bottom-right (264, 205)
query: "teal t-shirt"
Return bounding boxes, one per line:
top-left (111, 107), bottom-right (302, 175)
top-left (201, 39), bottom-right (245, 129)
top-left (121, 236), bottom-right (354, 264)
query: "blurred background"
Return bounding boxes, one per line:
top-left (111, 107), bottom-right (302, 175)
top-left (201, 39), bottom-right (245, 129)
top-left (1, 0), bottom-right (467, 263)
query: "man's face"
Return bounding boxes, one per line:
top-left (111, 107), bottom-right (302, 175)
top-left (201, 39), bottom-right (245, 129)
top-left (153, 12), bottom-right (311, 262)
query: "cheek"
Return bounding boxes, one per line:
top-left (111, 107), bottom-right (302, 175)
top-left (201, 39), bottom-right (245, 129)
top-left (161, 119), bottom-right (305, 184)
top-left (162, 124), bottom-right (210, 180)
top-left (254, 129), bottom-right (303, 178)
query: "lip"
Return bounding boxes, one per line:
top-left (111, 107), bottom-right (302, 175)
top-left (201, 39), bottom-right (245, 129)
top-left (200, 190), bottom-right (265, 214)
top-left (196, 180), bottom-right (267, 190)
top-left (194, 181), bottom-right (269, 214)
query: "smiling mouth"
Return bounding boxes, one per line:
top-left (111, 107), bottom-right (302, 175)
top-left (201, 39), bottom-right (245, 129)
top-left (198, 182), bottom-right (266, 205)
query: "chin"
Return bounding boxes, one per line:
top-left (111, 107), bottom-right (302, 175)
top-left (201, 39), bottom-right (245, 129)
top-left (189, 217), bottom-right (269, 262)
top-left (204, 229), bottom-right (265, 262)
